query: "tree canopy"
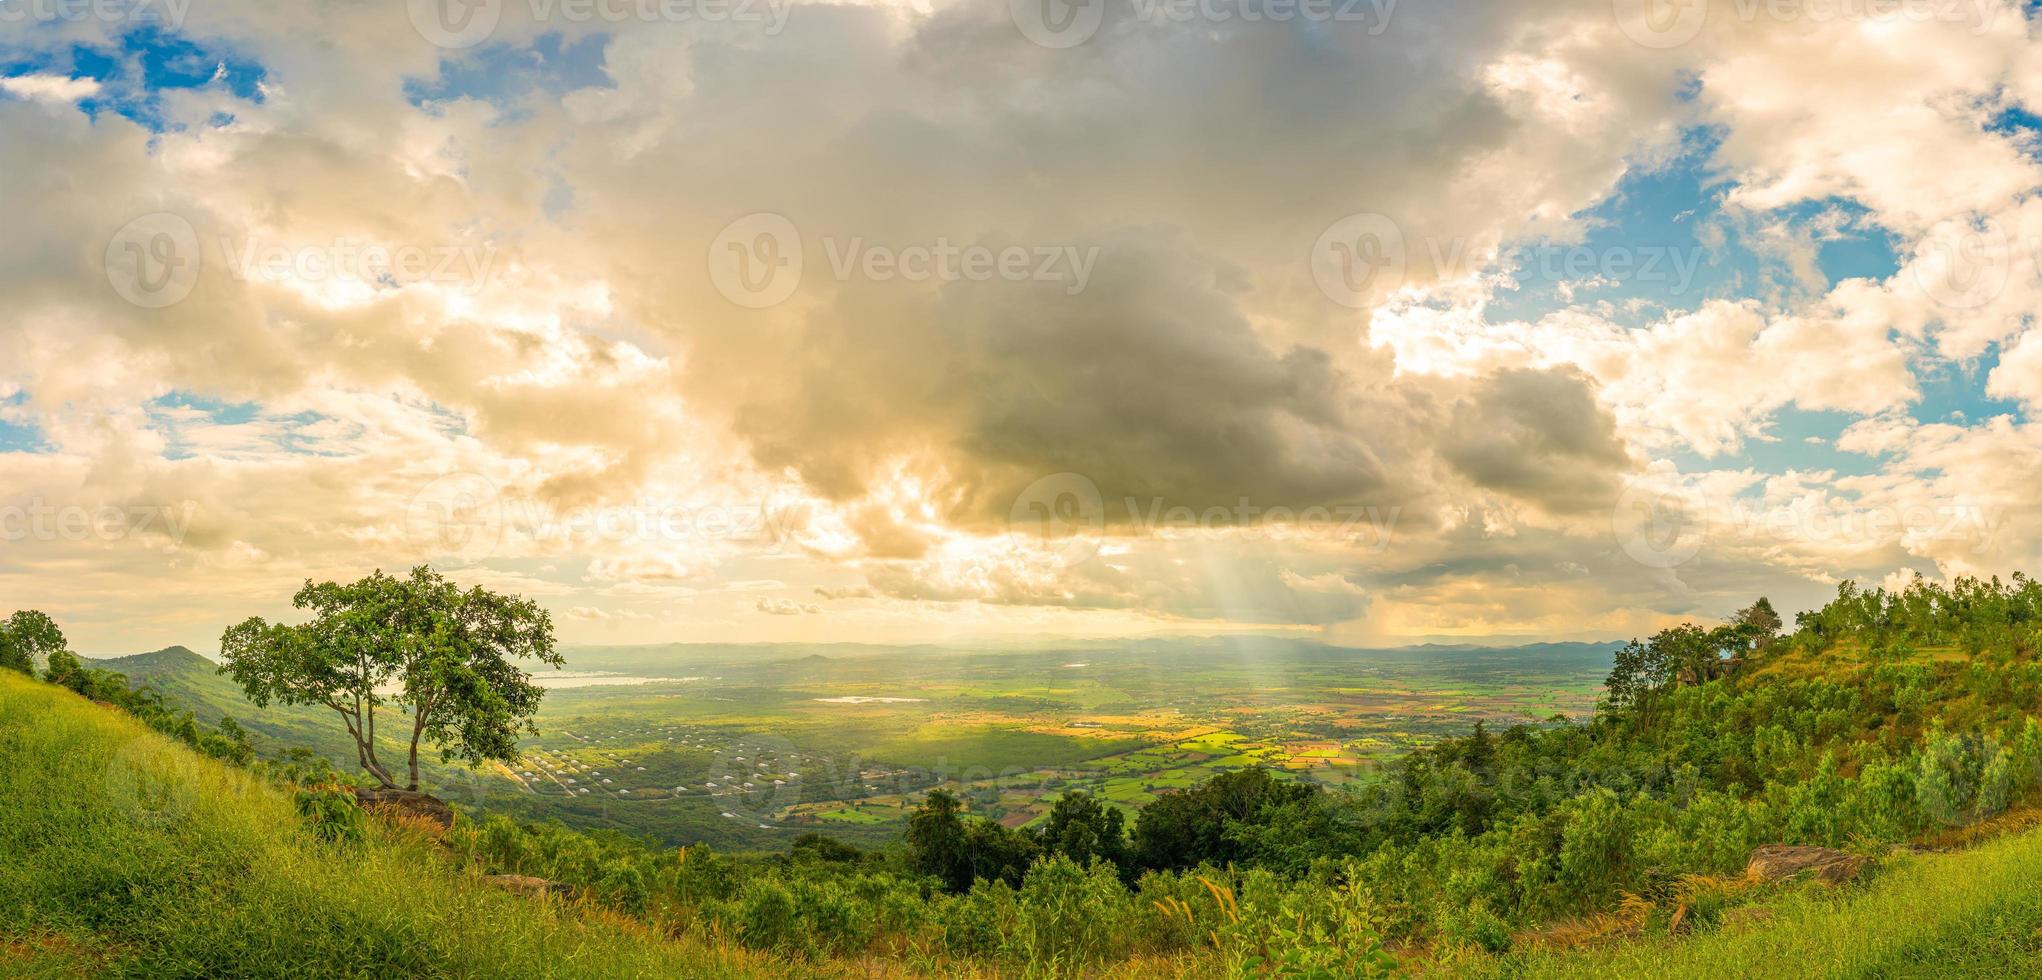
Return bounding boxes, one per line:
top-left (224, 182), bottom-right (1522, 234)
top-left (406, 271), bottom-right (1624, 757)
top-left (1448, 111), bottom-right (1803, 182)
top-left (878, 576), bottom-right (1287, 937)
top-left (220, 566), bottom-right (560, 790)
top-left (0, 610), bottom-right (66, 675)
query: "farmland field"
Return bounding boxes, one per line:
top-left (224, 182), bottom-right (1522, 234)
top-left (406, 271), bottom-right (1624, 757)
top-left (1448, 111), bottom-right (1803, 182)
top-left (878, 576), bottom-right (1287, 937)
top-left (436, 636), bottom-right (1618, 850)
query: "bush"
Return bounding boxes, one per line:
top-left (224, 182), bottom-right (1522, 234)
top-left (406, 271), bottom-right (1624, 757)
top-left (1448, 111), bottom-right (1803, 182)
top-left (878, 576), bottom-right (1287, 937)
top-left (293, 784), bottom-right (367, 845)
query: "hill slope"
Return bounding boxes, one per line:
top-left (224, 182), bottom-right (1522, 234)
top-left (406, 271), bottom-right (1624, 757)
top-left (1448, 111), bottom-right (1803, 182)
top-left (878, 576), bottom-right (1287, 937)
top-left (88, 644), bottom-right (216, 677)
top-left (82, 646), bottom-right (454, 781)
top-left (1461, 818), bottom-right (2042, 978)
top-left (0, 668), bottom-right (795, 978)
top-left (13, 661), bottom-right (2042, 978)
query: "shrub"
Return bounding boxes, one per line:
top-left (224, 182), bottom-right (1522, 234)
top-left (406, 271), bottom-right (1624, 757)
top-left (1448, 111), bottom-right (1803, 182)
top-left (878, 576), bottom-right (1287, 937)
top-left (293, 784), bottom-right (367, 845)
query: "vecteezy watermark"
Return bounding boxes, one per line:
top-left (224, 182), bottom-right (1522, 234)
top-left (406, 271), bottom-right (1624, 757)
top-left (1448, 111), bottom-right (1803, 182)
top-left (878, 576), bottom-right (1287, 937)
top-left (105, 213), bottom-right (202, 309)
top-left (1123, 496), bottom-right (1400, 551)
top-left (1009, 473), bottom-right (1107, 568)
top-left (218, 235), bottom-right (502, 296)
top-left (707, 212), bottom-right (1102, 308)
top-left (709, 213), bottom-right (803, 310)
top-left (1496, 242), bottom-right (1707, 297)
top-left (104, 740), bottom-right (201, 827)
top-left (1007, 472), bottom-right (1400, 567)
top-left (1612, 479), bottom-right (2002, 570)
top-left (405, 472), bottom-right (803, 563)
top-left (1311, 212), bottom-right (1408, 309)
top-left (1009, 0), bottom-right (1108, 48)
top-left (1613, 0), bottom-right (2004, 50)
top-left (0, 0), bottom-right (191, 29)
top-left (1910, 213), bottom-right (2014, 311)
top-left (0, 499), bottom-right (199, 545)
top-left (1310, 211), bottom-right (1710, 307)
top-left (407, 473), bottom-right (505, 563)
top-left (1010, 0), bottom-right (1398, 49)
top-left (405, 0), bottom-right (793, 50)
top-left (1612, 481), bottom-right (1707, 569)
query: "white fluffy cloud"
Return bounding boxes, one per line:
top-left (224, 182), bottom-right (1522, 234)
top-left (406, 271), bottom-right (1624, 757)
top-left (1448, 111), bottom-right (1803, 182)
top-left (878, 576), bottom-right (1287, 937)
top-left (2, 2), bottom-right (2040, 652)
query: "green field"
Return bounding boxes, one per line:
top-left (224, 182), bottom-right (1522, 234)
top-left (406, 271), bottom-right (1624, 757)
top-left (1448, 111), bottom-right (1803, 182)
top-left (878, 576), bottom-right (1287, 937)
top-left (93, 637), bottom-right (1615, 850)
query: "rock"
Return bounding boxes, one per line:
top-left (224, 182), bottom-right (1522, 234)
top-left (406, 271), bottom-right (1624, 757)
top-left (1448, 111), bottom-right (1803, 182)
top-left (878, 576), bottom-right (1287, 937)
top-left (1744, 845), bottom-right (1866, 885)
top-left (352, 787), bottom-right (454, 832)
top-left (484, 874), bottom-right (566, 899)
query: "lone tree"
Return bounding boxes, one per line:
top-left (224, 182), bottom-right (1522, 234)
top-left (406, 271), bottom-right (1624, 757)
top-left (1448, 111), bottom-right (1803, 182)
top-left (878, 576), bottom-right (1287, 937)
top-left (1734, 597), bottom-right (1783, 649)
top-left (0, 610), bottom-right (66, 675)
top-left (220, 566), bottom-right (560, 791)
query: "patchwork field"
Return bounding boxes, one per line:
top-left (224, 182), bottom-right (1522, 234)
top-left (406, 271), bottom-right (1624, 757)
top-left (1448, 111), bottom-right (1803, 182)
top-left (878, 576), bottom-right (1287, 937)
top-left (93, 637), bottom-right (1613, 850)
top-left (450, 637), bottom-right (1617, 849)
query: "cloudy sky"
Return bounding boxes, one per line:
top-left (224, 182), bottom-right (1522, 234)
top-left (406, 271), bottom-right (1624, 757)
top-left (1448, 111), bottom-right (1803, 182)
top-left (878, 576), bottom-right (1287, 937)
top-left (1, 0), bottom-right (2037, 655)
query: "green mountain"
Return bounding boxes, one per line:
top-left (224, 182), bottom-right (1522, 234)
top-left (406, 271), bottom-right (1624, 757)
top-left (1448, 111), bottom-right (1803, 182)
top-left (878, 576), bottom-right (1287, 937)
top-left (87, 645), bottom-right (357, 764)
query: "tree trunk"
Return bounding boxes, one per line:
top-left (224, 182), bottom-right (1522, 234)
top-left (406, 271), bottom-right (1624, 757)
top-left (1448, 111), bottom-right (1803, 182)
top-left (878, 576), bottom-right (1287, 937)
top-left (406, 695), bottom-right (432, 792)
top-left (336, 705), bottom-right (396, 788)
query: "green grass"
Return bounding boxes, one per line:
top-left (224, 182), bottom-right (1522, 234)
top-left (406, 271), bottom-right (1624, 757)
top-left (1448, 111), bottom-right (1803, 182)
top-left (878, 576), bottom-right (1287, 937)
top-left (0, 670), bottom-right (793, 979)
top-left (863, 728), bottom-right (1144, 774)
top-left (1462, 826), bottom-right (2042, 978)
top-left (815, 807), bottom-right (887, 825)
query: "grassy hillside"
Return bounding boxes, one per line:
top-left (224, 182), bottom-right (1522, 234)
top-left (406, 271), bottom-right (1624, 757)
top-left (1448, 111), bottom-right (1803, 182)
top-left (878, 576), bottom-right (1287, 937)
top-left (0, 668), bottom-right (798, 978)
top-left (13, 660), bottom-right (2042, 979)
top-left (83, 647), bottom-right (355, 762)
top-left (14, 576), bottom-right (2042, 977)
top-left (1456, 816), bottom-right (2042, 978)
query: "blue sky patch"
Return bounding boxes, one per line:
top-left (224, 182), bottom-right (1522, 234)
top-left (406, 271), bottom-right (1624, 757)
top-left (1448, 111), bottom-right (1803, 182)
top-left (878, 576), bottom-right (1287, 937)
top-left (0, 24), bottom-right (264, 129)
top-left (0, 391), bottom-right (47, 453)
top-left (1482, 130), bottom-right (1904, 337)
top-left (405, 31), bottom-right (613, 110)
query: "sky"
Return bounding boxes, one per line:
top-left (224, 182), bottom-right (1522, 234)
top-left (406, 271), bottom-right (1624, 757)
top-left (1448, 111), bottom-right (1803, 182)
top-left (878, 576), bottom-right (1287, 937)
top-left (1, 1), bottom-right (2039, 655)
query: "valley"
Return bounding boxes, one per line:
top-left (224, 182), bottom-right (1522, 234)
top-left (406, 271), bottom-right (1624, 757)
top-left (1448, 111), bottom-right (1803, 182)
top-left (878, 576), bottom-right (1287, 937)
top-left (101, 637), bottom-right (1616, 850)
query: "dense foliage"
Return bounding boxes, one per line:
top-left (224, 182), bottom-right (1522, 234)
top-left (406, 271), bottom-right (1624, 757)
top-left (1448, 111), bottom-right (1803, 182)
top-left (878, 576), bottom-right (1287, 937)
top-left (14, 572), bottom-right (2042, 975)
top-left (417, 575), bottom-right (2042, 971)
top-left (219, 566), bottom-right (561, 790)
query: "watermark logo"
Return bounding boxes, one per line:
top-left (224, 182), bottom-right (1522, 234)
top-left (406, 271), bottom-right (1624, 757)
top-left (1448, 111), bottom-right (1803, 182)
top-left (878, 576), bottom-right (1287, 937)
top-left (1124, 497), bottom-right (1399, 551)
top-left (406, 473), bottom-right (506, 564)
top-left (407, 0), bottom-right (503, 49)
top-left (406, 0), bottom-right (795, 50)
top-left (0, 0), bottom-right (192, 29)
top-left (104, 741), bottom-right (200, 827)
top-left (709, 212), bottom-right (1102, 307)
top-left (403, 472), bottom-right (805, 562)
top-left (1913, 214), bottom-right (2010, 311)
top-left (710, 212), bottom-right (804, 309)
top-left (0, 499), bottom-right (199, 545)
top-left (1132, 0), bottom-right (1396, 32)
top-left (105, 213), bottom-right (201, 309)
top-left (219, 235), bottom-right (501, 296)
top-left (1311, 212), bottom-right (1406, 309)
top-left (1009, 472), bottom-right (1106, 568)
top-left (1012, 0), bottom-right (1398, 47)
top-left (1613, 0), bottom-right (1707, 48)
top-left (1311, 212), bottom-right (1711, 307)
top-left (1011, 0), bottom-right (1107, 48)
top-left (1612, 481), bottom-right (1706, 569)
